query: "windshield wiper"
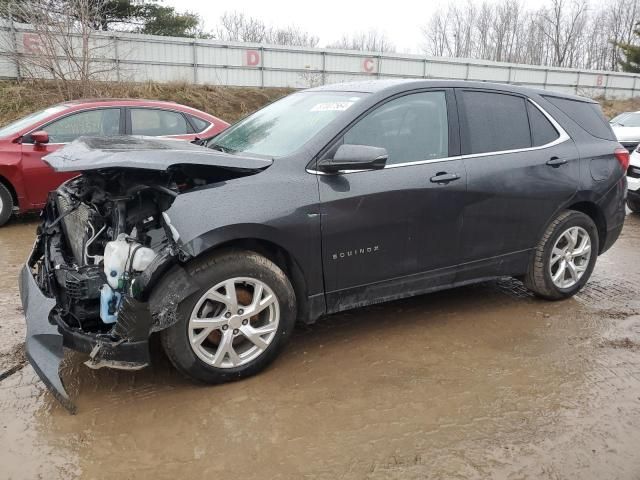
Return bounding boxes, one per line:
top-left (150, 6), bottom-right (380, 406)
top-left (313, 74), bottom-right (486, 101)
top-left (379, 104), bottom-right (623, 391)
top-left (208, 143), bottom-right (236, 154)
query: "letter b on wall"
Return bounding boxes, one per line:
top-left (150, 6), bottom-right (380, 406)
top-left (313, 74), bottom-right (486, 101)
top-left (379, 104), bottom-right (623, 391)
top-left (245, 50), bottom-right (261, 67)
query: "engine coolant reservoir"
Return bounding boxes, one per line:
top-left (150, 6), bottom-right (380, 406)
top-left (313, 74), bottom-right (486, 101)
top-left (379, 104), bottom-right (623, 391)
top-left (103, 234), bottom-right (157, 290)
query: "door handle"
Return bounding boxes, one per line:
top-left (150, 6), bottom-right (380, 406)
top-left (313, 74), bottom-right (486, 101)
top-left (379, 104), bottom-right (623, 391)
top-left (546, 157), bottom-right (568, 167)
top-left (430, 172), bottom-right (461, 184)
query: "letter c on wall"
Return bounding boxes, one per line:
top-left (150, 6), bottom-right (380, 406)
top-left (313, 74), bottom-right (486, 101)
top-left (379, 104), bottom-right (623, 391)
top-left (363, 58), bottom-right (375, 73)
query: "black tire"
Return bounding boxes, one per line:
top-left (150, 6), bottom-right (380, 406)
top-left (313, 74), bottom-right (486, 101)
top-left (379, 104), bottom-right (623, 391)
top-left (628, 197), bottom-right (640, 214)
top-left (0, 183), bottom-right (13, 227)
top-left (524, 210), bottom-right (599, 300)
top-left (161, 249), bottom-right (297, 384)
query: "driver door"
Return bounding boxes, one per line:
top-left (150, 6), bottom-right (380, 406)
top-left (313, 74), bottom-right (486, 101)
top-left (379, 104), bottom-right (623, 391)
top-left (317, 89), bottom-right (467, 313)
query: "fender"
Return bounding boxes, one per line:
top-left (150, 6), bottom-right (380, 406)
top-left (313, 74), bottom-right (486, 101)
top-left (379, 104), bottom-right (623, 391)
top-left (182, 222), bottom-right (304, 262)
top-left (181, 222), bottom-right (323, 310)
top-left (0, 162), bottom-right (26, 210)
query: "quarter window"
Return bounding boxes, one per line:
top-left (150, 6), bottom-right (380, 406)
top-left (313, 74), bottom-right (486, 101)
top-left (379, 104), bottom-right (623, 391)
top-left (543, 95), bottom-right (614, 141)
top-left (527, 102), bottom-right (559, 147)
top-left (188, 115), bottom-right (211, 133)
top-left (130, 109), bottom-right (192, 136)
top-left (460, 91), bottom-right (531, 154)
top-left (342, 91), bottom-right (449, 165)
top-left (44, 108), bottom-right (121, 143)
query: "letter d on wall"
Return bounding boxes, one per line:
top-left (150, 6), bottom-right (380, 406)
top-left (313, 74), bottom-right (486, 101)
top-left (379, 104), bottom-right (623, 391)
top-left (245, 50), bottom-right (261, 67)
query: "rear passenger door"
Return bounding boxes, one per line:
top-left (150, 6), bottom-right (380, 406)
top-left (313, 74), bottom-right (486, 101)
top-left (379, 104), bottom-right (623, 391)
top-left (126, 108), bottom-right (197, 140)
top-left (455, 89), bottom-right (579, 281)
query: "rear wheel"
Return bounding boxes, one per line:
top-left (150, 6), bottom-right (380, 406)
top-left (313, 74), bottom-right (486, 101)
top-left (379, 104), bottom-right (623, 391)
top-left (161, 250), bottom-right (297, 384)
top-left (0, 183), bottom-right (13, 227)
top-left (628, 197), bottom-right (640, 214)
top-left (524, 210), bottom-right (598, 300)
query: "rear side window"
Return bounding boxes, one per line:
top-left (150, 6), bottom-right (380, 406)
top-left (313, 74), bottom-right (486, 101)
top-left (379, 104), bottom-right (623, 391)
top-left (460, 91), bottom-right (531, 154)
top-left (542, 96), bottom-right (615, 141)
top-left (130, 109), bottom-right (193, 136)
top-left (527, 102), bottom-right (559, 146)
top-left (188, 115), bottom-right (211, 133)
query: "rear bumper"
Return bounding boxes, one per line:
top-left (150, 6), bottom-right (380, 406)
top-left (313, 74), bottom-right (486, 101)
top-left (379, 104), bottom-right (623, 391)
top-left (19, 261), bottom-right (151, 413)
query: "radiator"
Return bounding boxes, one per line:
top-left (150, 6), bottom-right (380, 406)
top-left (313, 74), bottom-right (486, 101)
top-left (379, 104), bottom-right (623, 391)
top-left (55, 192), bottom-right (90, 265)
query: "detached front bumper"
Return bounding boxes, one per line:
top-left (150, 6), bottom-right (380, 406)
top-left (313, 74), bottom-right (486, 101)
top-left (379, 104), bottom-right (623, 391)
top-left (19, 263), bottom-right (75, 412)
top-left (19, 262), bottom-right (151, 413)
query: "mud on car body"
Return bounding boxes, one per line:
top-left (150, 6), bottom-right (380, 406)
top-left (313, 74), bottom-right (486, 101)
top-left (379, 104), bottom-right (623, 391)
top-left (20, 80), bottom-right (628, 412)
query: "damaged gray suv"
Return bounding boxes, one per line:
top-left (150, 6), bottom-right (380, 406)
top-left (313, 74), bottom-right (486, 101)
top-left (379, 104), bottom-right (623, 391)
top-left (20, 80), bottom-right (628, 412)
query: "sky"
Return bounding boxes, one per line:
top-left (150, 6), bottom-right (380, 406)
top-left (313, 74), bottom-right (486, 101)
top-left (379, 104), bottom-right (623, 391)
top-left (162, 0), bottom-right (553, 54)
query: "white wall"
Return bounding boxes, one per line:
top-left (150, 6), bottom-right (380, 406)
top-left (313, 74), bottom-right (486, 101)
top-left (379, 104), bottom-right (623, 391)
top-left (1, 22), bottom-right (639, 98)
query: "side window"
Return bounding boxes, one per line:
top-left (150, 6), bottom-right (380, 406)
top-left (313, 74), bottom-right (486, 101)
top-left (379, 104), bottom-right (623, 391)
top-left (45, 109), bottom-right (121, 143)
top-left (188, 115), bottom-right (211, 133)
top-left (527, 102), bottom-right (559, 147)
top-left (460, 91), bottom-right (531, 154)
top-left (342, 91), bottom-right (448, 165)
top-left (542, 95), bottom-right (615, 141)
top-left (130, 109), bottom-right (192, 136)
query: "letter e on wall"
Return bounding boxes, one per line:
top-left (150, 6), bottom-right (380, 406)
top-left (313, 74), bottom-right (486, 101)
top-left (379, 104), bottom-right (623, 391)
top-left (23, 33), bottom-right (44, 55)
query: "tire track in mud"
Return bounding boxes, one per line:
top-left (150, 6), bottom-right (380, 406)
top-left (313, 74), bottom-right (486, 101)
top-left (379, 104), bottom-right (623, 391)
top-left (0, 342), bottom-right (26, 381)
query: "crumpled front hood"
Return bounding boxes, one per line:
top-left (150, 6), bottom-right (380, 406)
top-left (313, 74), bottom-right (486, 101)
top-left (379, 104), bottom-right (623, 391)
top-left (43, 136), bottom-right (272, 172)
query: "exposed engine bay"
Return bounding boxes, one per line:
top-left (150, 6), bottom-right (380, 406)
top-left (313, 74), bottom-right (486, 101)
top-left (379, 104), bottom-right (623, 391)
top-left (36, 164), bottom-right (251, 333)
top-left (20, 136), bottom-right (274, 412)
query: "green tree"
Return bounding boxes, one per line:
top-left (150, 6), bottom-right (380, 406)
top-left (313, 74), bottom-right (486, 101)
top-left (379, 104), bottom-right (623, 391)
top-left (617, 23), bottom-right (640, 73)
top-left (137, 3), bottom-right (203, 37)
top-left (0, 0), bottom-right (206, 38)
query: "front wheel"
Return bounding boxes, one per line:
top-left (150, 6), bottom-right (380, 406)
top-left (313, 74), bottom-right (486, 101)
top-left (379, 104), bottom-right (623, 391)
top-left (0, 183), bottom-right (14, 227)
top-left (628, 197), bottom-right (640, 214)
top-left (161, 250), bottom-right (297, 384)
top-left (524, 210), bottom-right (599, 300)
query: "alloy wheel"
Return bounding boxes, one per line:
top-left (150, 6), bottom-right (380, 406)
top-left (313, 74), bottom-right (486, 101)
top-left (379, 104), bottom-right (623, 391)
top-left (188, 277), bottom-right (280, 368)
top-left (549, 226), bottom-right (592, 289)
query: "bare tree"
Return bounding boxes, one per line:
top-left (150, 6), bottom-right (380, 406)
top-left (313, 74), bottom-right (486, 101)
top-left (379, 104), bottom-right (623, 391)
top-left (216, 11), bottom-right (319, 47)
top-left (216, 11), bottom-right (267, 43)
top-left (421, 0), bottom-right (640, 71)
top-left (327, 29), bottom-right (395, 53)
top-left (3, 0), bottom-right (115, 97)
top-left (536, 0), bottom-right (588, 67)
top-left (267, 25), bottom-right (319, 48)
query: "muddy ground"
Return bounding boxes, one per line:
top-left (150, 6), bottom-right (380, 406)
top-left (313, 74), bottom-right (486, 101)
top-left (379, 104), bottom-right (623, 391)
top-left (1, 214), bottom-right (639, 480)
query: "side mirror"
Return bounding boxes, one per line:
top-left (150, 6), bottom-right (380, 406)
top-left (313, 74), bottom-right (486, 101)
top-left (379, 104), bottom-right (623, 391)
top-left (318, 144), bottom-right (388, 173)
top-left (30, 130), bottom-right (50, 145)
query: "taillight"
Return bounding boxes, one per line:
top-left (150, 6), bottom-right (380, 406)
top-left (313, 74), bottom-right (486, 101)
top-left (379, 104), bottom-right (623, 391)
top-left (614, 147), bottom-right (630, 171)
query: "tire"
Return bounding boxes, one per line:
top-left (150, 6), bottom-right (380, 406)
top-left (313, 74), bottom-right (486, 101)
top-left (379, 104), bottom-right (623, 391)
top-left (524, 210), bottom-right (599, 300)
top-left (0, 183), bottom-right (13, 227)
top-left (161, 249), bottom-right (297, 384)
top-left (628, 197), bottom-right (640, 214)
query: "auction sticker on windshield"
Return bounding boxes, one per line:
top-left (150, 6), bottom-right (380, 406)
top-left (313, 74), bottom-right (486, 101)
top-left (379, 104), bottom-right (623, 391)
top-left (310, 101), bottom-right (355, 112)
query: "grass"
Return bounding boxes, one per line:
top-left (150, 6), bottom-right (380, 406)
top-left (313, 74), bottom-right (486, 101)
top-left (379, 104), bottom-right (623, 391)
top-left (598, 97), bottom-right (640, 119)
top-left (0, 80), bottom-right (293, 126)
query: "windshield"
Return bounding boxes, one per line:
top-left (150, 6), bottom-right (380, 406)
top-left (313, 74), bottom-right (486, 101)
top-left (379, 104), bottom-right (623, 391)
top-left (207, 91), bottom-right (368, 157)
top-left (611, 112), bottom-right (640, 127)
top-left (0, 105), bottom-right (69, 138)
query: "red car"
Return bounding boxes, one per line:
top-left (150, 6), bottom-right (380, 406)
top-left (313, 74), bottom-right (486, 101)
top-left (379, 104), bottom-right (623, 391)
top-left (0, 99), bottom-right (229, 225)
